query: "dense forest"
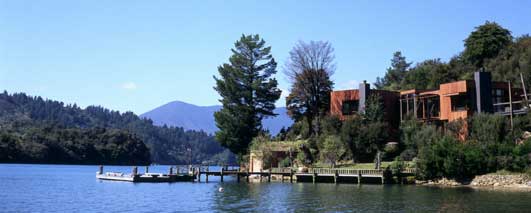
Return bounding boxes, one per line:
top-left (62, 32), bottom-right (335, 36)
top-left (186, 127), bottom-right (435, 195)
top-left (0, 91), bottom-right (233, 165)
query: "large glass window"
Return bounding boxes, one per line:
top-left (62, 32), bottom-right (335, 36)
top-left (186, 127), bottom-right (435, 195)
top-left (341, 100), bottom-right (359, 115)
top-left (451, 95), bottom-right (468, 111)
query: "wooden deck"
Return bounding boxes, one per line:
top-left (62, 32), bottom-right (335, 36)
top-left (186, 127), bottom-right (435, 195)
top-left (96, 165), bottom-right (416, 184)
top-left (196, 167), bottom-right (416, 184)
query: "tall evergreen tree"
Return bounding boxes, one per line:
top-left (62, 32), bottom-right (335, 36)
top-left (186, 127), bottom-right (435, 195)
top-left (375, 51), bottom-right (411, 90)
top-left (213, 34), bottom-right (281, 158)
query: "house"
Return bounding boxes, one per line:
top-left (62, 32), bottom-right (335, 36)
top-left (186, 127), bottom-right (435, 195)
top-left (330, 71), bottom-right (526, 138)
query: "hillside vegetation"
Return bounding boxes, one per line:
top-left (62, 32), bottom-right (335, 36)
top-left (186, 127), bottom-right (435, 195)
top-left (0, 92), bottom-right (233, 165)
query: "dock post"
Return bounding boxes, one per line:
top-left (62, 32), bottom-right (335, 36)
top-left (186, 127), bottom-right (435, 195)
top-left (246, 171), bottom-right (250, 182)
top-left (268, 170), bottom-right (271, 182)
top-left (132, 166), bottom-right (138, 176)
top-left (358, 170), bottom-right (361, 185)
top-left (237, 173), bottom-right (240, 182)
top-left (169, 167), bottom-right (173, 175)
top-left (205, 166), bottom-right (209, 182)
top-left (290, 169), bottom-right (293, 183)
top-left (334, 170), bottom-right (338, 184)
top-left (98, 165), bottom-right (103, 175)
top-left (312, 172), bottom-right (316, 184)
top-left (259, 169), bottom-right (263, 182)
top-left (220, 168), bottom-right (224, 182)
top-left (145, 166), bottom-right (149, 174)
top-left (197, 168), bottom-right (201, 182)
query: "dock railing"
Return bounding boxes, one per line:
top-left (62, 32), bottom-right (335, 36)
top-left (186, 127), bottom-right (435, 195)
top-left (305, 168), bottom-right (416, 176)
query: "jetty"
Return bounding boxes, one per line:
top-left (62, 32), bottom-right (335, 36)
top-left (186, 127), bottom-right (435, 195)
top-left (96, 165), bottom-right (195, 182)
top-left (196, 167), bottom-right (416, 184)
top-left (96, 165), bottom-right (415, 184)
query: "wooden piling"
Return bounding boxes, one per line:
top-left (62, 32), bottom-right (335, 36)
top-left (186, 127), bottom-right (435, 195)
top-left (237, 173), bottom-right (240, 182)
top-left (312, 172), bottom-right (316, 184)
top-left (220, 168), bottom-right (224, 182)
top-left (98, 165), bottom-right (103, 175)
top-left (132, 166), bottom-right (138, 176)
top-left (259, 169), bottom-right (263, 182)
top-left (268, 170), bottom-right (271, 182)
top-left (246, 171), bottom-right (250, 182)
top-left (290, 170), bottom-right (293, 183)
top-left (334, 170), bottom-right (338, 184)
top-left (169, 167), bottom-right (173, 175)
top-left (197, 168), bottom-right (201, 182)
top-left (357, 170), bottom-right (361, 184)
top-left (206, 166), bottom-right (209, 183)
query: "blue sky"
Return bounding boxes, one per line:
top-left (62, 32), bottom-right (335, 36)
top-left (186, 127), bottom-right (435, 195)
top-left (1, 0), bottom-right (530, 114)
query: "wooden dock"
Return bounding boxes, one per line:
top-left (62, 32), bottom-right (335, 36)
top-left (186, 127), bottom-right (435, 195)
top-left (96, 166), bottom-right (195, 183)
top-left (96, 165), bottom-right (415, 184)
top-left (196, 167), bottom-right (416, 184)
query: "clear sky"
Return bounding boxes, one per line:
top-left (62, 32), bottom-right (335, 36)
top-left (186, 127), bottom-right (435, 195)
top-left (1, 0), bottom-right (530, 114)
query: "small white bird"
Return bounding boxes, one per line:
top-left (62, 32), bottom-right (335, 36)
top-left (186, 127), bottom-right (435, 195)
top-left (218, 187), bottom-right (224, 192)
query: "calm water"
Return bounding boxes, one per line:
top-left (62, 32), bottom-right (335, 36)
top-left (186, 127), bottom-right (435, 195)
top-left (1, 164), bottom-right (530, 212)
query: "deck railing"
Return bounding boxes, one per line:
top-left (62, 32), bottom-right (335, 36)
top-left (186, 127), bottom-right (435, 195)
top-left (305, 168), bottom-right (416, 175)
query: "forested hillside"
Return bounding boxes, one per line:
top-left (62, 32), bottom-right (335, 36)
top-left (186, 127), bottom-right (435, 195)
top-left (0, 91), bottom-right (233, 165)
top-left (375, 22), bottom-right (531, 91)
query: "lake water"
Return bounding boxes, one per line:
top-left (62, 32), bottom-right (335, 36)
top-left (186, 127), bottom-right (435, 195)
top-left (1, 164), bottom-right (530, 212)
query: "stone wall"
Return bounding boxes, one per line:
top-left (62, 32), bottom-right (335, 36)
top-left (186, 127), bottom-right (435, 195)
top-left (470, 174), bottom-right (530, 187)
top-left (420, 174), bottom-right (531, 188)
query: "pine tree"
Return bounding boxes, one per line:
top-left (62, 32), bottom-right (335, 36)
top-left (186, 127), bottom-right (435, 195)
top-left (375, 51), bottom-right (412, 90)
top-left (213, 34), bottom-right (281, 158)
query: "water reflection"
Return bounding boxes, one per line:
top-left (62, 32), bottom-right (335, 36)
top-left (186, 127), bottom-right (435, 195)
top-left (1, 164), bottom-right (530, 212)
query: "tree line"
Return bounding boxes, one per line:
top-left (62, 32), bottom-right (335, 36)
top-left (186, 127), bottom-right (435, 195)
top-left (0, 92), bottom-right (234, 165)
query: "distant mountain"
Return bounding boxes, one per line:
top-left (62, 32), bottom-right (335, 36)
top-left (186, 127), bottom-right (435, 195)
top-left (0, 92), bottom-right (228, 165)
top-left (141, 101), bottom-right (293, 135)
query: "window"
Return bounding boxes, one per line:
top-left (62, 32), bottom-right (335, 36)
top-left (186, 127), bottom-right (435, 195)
top-left (451, 95), bottom-right (468, 111)
top-left (341, 100), bottom-right (359, 115)
top-left (492, 88), bottom-right (507, 113)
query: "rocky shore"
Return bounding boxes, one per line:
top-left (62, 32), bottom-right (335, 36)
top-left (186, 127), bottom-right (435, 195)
top-left (418, 174), bottom-right (531, 190)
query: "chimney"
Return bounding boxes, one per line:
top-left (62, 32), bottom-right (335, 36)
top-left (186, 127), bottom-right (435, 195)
top-left (358, 80), bottom-right (371, 113)
top-left (474, 71), bottom-right (493, 113)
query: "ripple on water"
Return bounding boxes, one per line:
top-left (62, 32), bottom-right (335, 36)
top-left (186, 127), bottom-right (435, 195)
top-left (1, 164), bottom-right (531, 212)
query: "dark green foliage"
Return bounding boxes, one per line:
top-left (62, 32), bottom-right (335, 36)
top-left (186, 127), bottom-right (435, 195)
top-left (399, 119), bottom-right (441, 160)
top-left (319, 135), bottom-right (347, 167)
top-left (319, 115), bottom-right (342, 135)
top-left (485, 35), bottom-right (531, 90)
top-left (0, 92), bottom-right (230, 165)
top-left (375, 51), bottom-right (412, 90)
top-left (403, 59), bottom-right (457, 90)
top-left (339, 95), bottom-right (390, 163)
top-left (468, 113), bottom-right (509, 143)
top-left (213, 34), bottom-right (281, 158)
top-left (374, 22), bottom-right (529, 91)
top-left (0, 123), bottom-right (150, 165)
top-left (463, 21), bottom-right (513, 68)
top-left (416, 114), bottom-right (531, 180)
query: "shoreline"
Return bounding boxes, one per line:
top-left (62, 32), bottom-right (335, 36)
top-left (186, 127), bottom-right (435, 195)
top-left (417, 174), bottom-right (531, 191)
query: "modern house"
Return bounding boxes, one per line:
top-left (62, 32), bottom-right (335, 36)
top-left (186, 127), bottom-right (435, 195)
top-left (330, 72), bottom-right (527, 138)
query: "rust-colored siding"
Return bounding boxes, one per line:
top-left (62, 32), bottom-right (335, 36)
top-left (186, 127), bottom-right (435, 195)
top-left (330, 90), bottom-right (359, 120)
top-left (330, 89), bottom-right (400, 127)
top-left (438, 80), bottom-right (472, 122)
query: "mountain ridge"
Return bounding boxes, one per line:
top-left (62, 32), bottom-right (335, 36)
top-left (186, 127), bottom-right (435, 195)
top-left (141, 101), bottom-right (293, 135)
